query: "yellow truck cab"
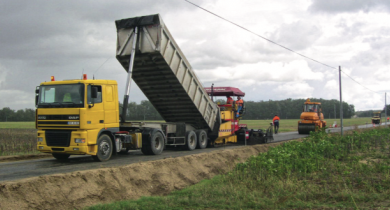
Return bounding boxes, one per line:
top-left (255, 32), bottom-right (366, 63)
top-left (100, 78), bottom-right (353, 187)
top-left (36, 78), bottom-right (120, 161)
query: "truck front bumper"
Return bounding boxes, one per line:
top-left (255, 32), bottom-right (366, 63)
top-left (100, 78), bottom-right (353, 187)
top-left (37, 145), bottom-right (97, 155)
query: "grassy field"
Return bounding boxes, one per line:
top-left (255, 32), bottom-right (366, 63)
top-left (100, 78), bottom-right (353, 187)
top-left (0, 122), bottom-right (35, 129)
top-left (86, 126), bottom-right (390, 209)
top-left (241, 117), bottom-right (375, 132)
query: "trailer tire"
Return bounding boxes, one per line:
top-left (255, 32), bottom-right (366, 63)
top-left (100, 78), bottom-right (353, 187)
top-left (196, 130), bottom-right (208, 149)
top-left (92, 134), bottom-right (113, 162)
top-left (52, 153), bottom-right (70, 160)
top-left (141, 131), bottom-right (164, 155)
top-left (184, 131), bottom-right (197, 151)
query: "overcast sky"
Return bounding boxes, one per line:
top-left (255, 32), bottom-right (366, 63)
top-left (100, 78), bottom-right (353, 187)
top-left (1, 0), bottom-right (390, 112)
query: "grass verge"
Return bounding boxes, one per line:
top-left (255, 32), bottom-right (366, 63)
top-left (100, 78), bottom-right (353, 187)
top-left (86, 126), bottom-right (390, 209)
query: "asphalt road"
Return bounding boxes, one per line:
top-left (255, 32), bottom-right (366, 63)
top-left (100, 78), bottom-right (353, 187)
top-left (0, 122), bottom-right (386, 183)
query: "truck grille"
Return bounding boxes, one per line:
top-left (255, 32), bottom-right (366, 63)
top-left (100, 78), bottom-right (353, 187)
top-left (45, 130), bottom-right (71, 147)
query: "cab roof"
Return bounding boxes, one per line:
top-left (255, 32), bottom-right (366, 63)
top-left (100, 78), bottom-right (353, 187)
top-left (40, 79), bottom-right (117, 86)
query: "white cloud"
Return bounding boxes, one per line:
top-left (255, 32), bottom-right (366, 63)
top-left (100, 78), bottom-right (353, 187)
top-left (0, 0), bottom-right (389, 111)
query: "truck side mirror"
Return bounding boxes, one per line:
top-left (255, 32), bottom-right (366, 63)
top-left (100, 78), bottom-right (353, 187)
top-left (91, 87), bottom-right (98, 98)
top-left (35, 87), bottom-right (40, 106)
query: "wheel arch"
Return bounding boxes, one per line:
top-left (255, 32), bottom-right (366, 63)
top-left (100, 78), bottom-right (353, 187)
top-left (141, 127), bottom-right (166, 146)
top-left (97, 128), bottom-right (118, 155)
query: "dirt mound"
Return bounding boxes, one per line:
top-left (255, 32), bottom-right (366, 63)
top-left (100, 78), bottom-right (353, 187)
top-left (0, 142), bottom-right (284, 210)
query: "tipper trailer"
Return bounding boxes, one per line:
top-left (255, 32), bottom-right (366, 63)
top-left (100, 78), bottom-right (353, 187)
top-left (35, 14), bottom-right (272, 161)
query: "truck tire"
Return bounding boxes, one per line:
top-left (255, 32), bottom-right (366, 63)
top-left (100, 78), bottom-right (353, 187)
top-left (92, 134), bottom-right (113, 162)
top-left (141, 131), bottom-right (164, 155)
top-left (52, 153), bottom-right (70, 160)
top-left (196, 130), bottom-right (208, 149)
top-left (184, 131), bottom-right (197, 151)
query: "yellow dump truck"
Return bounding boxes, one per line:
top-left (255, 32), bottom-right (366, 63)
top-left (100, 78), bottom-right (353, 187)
top-left (35, 14), bottom-right (273, 161)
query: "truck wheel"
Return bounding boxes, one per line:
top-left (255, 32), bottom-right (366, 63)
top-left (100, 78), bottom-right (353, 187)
top-left (196, 130), bottom-right (208, 149)
top-left (92, 134), bottom-right (113, 162)
top-left (52, 153), bottom-right (70, 160)
top-left (141, 131), bottom-right (164, 155)
top-left (184, 131), bottom-right (197, 150)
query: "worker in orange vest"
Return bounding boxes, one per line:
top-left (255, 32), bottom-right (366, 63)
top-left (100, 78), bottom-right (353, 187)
top-left (273, 115), bottom-right (280, 134)
top-left (226, 95), bottom-right (233, 104)
top-left (236, 96), bottom-right (244, 117)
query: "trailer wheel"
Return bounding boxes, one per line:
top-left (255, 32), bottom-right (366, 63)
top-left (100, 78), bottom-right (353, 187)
top-left (184, 131), bottom-right (197, 150)
top-left (141, 131), bottom-right (164, 155)
top-left (92, 134), bottom-right (113, 162)
top-left (52, 153), bottom-right (70, 160)
top-left (196, 130), bottom-right (208, 149)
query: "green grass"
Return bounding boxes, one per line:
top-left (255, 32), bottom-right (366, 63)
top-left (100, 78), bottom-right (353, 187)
top-left (86, 127), bottom-right (390, 210)
top-left (0, 122), bottom-right (35, 129)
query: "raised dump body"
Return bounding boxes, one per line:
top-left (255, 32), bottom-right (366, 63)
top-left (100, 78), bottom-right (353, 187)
top-left (115, 14), bottom-right (219, 131)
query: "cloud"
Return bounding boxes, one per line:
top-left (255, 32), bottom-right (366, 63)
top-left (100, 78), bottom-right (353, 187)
top-left (274, 82), bottom-right (314, 98)
top-left (309, 0), bottom-right (390, 13)
top-left (0, 0), bottom-right (389, 111)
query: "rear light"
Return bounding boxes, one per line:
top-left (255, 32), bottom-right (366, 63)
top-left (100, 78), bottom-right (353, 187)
top-left (51, 76), bottom-right (55, 81)
top-left (83, 74), bottom-right (87, 80)
top-left (245, 131), bottom-right (249, 139)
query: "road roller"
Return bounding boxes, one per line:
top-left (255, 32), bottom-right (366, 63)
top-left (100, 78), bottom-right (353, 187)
top-left (298, 99), bottom-right (327, 134)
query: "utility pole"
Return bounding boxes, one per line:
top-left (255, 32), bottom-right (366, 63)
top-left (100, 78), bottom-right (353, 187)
top-left (339, 66), bottom-right (343, 135)
top-left (334, 104), bottom-right (336, 119)
top-left (385, 92), bottom-right (387, 126)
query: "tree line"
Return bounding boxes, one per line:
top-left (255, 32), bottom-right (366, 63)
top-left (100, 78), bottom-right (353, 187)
top-left (2, 98), bottom-right (388, 122)
top-left (242, 98), bottom-right (355, 120)
top-left (0, 107), bottom-right (36, 122)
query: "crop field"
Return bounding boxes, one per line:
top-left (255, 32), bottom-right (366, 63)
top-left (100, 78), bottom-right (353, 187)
top-left (88, 126), bottom-right (390, 209)
top-left (0, 128), bottom-right (37, 156)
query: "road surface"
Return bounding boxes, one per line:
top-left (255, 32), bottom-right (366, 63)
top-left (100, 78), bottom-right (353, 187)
top-left (0, 122), bottom-right (385, 182)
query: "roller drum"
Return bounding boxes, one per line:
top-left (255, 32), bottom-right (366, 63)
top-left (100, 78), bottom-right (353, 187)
top-left (298, 123), bottom-right (316, 134)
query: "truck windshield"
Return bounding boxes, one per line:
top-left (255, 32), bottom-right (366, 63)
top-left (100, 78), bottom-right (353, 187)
top-left (37, 84), bottom-right (85, 108)
top-left (304, 104), bottom-right (319, 112)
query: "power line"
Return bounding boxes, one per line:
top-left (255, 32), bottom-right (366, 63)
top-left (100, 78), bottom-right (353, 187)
top-left (184, 0), bottom-right (384, 95)
top-left (340, 71), bottom-right (377, 93)
top-left (94, 57), bottom-right (111, 75)
top-left (184, 0), bottom-right (336, 69)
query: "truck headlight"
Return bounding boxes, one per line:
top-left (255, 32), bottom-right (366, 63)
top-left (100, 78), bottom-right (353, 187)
top-left (68, 121), bottom-right (80, 125)
top-left (75, 138), bottom-right (85, 143)
top-left (38, 137), bottom-right (43, 142)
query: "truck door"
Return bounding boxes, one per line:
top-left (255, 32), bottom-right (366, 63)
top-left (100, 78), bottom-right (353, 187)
top-left (104, 85), bottom-right (118, 124)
